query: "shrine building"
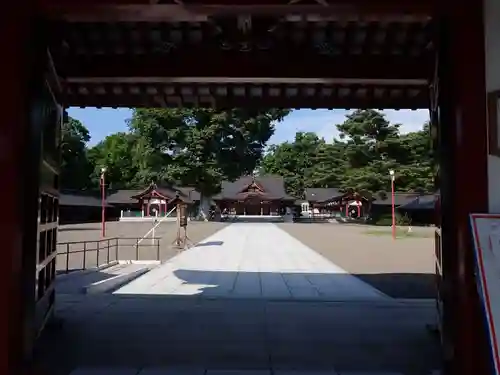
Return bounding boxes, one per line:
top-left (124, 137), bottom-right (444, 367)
top-left (106, 183), bottom-right (200, 219)
top-left (213, 175), bottom-right (296, 218)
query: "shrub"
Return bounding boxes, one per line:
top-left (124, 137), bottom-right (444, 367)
top-left (371, 212), bottom-right (412, 226)
top-left (373, 214), bottom-right (393, 226)
top-left (397, 212), bottom-right (412, 226)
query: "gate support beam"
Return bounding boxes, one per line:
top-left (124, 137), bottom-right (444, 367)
top-left (0, 4), bottom-right (43, 375)
top-left (438, 0), bottom-right (490, 374)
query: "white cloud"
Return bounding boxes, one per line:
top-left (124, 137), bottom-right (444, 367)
top-left (269, 109), bottom-right (429, 145)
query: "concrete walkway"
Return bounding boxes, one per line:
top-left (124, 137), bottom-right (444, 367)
top-left (114, 223), bottom-right (387, 301)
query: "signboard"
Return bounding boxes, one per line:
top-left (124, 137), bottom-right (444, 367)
top-left (470, 213), bottom-right (500, 374)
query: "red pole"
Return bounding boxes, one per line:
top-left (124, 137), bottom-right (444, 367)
top-left (391, 177), bottom-right (396, 240)
top-left (101, 170), bottom-right (106, 237)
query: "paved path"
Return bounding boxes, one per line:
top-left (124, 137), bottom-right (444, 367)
top-left (36, 295), bottom-right (441, 375)
top-left (115, 223), bottom-right (388, 301)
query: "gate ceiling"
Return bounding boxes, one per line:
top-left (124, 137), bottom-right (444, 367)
top-left (41, 0), bottom-right (435, 109)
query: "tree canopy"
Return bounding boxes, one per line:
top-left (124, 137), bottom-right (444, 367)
top-left (260, 109), bottom-right (433, 198)
top-left (60, 108), bottom-right (433, 201)
top-left (61, 108), bottom-right (289, 194)
top-left (127, 108), bottom-right (289, 197)
top-left (60, 116), bottom-right (94, 190)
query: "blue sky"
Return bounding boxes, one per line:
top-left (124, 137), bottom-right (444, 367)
top-left (67, 108), bottom-right (429, 147)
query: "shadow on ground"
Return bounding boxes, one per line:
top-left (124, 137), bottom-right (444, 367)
top-left (161, 269), bottom-right (435, 300)
top-left (355, 273), bottom-right (435, 299)
top-left (35, 269), bottom-right (441, 375)
top-left (58, 227), bottom-right (101, 232)
top-left (195, 241), bottom-right (224, 247)
top-left (55, 269), bottom-right (120, 294)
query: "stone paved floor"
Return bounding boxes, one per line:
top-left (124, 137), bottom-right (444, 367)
top-left (115, 223), bottom-right (387, 301)
top-left (36, 295), bottom-right (441, 375)
top-left (36, 223), bottom-right (441, 375)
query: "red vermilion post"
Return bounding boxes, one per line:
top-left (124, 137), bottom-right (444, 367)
top-left (390, 170), bottom-right (396, 240)
top-left (438, 0), bottom-right (490, 373)
top-left (101, 167), bottom-right (106, 237)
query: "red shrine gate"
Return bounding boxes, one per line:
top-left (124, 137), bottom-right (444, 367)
top-left (1, 0), bottom-right (492, 374)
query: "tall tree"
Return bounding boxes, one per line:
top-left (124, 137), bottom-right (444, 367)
top-left (87, 132), bottom-right (142, 189)
top-left (60, 115), bottom-right (94, 189)
top-left (260, 132), bottom-right (325, 198)
top-left (308, 140), bottom-right (347, 188)
top-left (66, 108), bottom-right (433, 203)
top-left (128, 108), bottom-right (290, 218)
top-left (261, 109), bottom-right (433, 196)
top-left (337, 109), bottom-right (422, 193)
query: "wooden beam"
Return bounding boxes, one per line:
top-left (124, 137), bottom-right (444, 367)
top-left (57, 49), bottom-right (432, 81)
top-left (39, 1), bottom-right (435, 22)
top-left (62, 90), bottom-right (429, 109)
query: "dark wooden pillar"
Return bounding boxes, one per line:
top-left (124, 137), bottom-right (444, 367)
top-left (437, 0), bottom-right (491, 373)
top-left (0, 4), bottom-right (46, 375)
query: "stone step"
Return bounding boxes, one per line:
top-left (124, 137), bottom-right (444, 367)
top-left (56, 263), bottom-right (154, 294)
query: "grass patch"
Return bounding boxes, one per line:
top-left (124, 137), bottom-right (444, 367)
top-left (363, 228), bottom-right (434, 239)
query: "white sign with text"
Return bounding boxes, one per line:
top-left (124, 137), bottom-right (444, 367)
top-left (470, 213), bottom-right (500, 374)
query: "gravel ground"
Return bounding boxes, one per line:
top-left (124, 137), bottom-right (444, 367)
top-left (57, 221), bottom-right (436, 298)
top-left (56, 221), bottom-right (228, 272)
top-left (276, 222), bottom-right (436, 299)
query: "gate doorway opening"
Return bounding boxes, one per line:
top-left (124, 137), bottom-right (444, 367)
top-left (43, 106), bottom-right (440, 375)
top-left (3, 1), bottom-right (492, 375)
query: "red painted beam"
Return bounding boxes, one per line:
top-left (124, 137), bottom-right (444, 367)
top-left (57, 49), bottom-right (431, 81)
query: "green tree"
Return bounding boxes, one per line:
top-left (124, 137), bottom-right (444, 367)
top-left (396, 121), bottom-right (434, 192)
top-left (87, 132), bottom-right (141, 189)
top-left (336, 109), bottom-right (431, 193)
top-left (260, 132), bottom-right (325, 198)
top-left (60, 115), bottom-right (94, 189)
top-left (128, 108), bottom-right (290, 218)
top-left (261, 109), bottom-right (433, 196)
top-left (309, 140), bottom-right (347, 188)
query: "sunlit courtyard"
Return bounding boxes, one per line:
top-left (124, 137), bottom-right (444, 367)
top-left (42, 222), bottom-right (440, 375)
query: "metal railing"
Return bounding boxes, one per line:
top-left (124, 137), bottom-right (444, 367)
top-left (56, 237), bottom-right (162, 274)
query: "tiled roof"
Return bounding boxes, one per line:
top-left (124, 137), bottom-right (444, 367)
top-left (132, 184), bottom-right (194, 203)
top-left (214, 175), bottom-right (296, 201)
top-left (303, 188), bottom-right (435, 207)
top-left (175, 186), bottom-right (200, 201)
top-left (304, 188), bottom-right (343, 202)
top-left (106, 189), bottom-right (144, 204)
top-left (372, 192), bottom-right (433, 206)
top-left (59, 191), bottom-right (111, 207)
top-left (398, 194), bottom-right (437, 210)
top-left (107, 184), bottom-right (200, 205)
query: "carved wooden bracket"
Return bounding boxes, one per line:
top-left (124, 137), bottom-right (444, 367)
top-left (488, 91), bottom-right (500, 157)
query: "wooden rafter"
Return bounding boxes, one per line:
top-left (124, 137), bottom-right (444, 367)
top-left (39, 0), bottom-right (435, 22)
top-left (57, 53), bottom-right (430, 81)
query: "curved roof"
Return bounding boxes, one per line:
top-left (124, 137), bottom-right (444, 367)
top-left (398, 194), bottom-right (436, 210)
top-left (214, 175), bottom-right (296, 201)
